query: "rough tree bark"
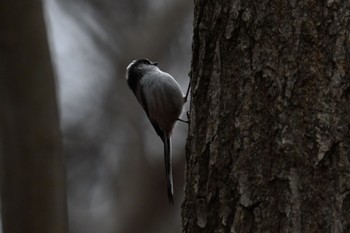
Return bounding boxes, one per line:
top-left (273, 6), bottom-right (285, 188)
top-left (183, 0), bottom-right (350, 233)
top-left (0, 1), bottom-right (68, 233)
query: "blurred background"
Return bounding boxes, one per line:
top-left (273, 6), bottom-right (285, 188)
top-left (44, 0), bottom-right (193, 232)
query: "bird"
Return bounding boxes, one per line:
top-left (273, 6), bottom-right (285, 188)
top-left (126, 58), bottom-right (185, 204)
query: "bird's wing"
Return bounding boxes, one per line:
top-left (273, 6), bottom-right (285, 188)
top-left (140, 84), bottom-right (165, 142)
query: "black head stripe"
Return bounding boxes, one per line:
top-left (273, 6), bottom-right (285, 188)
top-left (127, 58), bottom-right (156, 93)
top-left (140, 85), bottom-right (149, 115)
top-left (127, 69), bottom-right (141, 93)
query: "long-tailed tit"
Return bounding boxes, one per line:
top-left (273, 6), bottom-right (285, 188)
top-left (126, 58), bottom-right (186, 204)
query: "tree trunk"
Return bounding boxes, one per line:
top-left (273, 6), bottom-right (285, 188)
top-left (183, 0), bottom-right (350, 232)
top-left (0, 1), bottom-right (68, 233)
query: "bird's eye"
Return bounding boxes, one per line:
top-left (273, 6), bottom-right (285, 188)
top-left (153, 62), bottom-right (158, 66)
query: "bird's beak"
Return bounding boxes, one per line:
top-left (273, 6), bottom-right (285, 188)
top-left (153, 62), bottom-right (158, 66)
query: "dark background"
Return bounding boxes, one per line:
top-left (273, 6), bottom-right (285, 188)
top-left (46, 0), bottom-right (192, 232)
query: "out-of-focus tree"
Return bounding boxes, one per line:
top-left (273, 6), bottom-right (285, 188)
top-left (183, 0), bottom-right (350, 232)
top-left (0, 1), bottom-right (68, 233)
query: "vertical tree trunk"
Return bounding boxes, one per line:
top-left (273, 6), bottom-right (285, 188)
top-left (183, 0), bottom-right (350, 232)
top-left (0, 1), bottom-right (68, 233)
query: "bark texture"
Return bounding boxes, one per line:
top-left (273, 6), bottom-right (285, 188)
top-left (0, 1), bottom-right (68, 233)
top-left (183, 0), bottom-right (350, 232)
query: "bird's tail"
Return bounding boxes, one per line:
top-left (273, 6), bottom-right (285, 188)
top-left (164, 134), bottom-right (174, 205)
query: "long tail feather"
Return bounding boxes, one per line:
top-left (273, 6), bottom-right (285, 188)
top-left (164, 134), bottom-right (174, 205)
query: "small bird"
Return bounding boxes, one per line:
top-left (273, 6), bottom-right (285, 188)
top-left (126, 58), bottom-right (185, 204)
